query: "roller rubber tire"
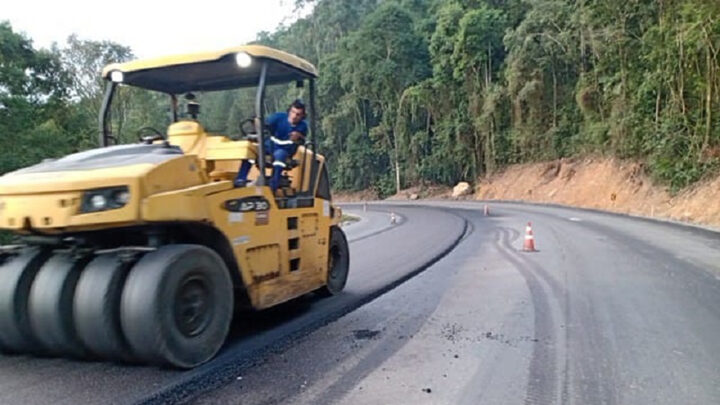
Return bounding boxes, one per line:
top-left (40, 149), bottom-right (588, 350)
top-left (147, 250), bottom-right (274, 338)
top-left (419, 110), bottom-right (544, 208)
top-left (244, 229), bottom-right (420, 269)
top-left (120, 245), bottom-right (233, 368)
top-left (318, 226), bottom-right (350, 297)
top-left (28, 253), bottom-right (91, 358)
top-left (73, 253), bottom-right (134, 361)
top-left (0, 248), bottom-right (51, 353)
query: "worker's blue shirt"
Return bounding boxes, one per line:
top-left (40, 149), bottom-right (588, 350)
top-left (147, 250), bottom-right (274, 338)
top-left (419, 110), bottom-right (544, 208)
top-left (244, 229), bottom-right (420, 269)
top-left (265, 112), bottom-right (308, 153)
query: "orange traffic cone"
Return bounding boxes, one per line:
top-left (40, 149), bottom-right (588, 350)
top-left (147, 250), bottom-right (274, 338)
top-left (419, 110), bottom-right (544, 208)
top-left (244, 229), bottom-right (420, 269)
top-left (523, 222), bottom-right (537, 252)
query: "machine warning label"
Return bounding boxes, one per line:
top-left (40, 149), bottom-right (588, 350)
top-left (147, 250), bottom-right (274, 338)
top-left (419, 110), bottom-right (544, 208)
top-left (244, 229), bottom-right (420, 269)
top-left (255, 211), bottom-right (269, 225)
top-left (231, 235), bottom-right (250, 245)
top-left (228, 212), bottom-right (244, 223)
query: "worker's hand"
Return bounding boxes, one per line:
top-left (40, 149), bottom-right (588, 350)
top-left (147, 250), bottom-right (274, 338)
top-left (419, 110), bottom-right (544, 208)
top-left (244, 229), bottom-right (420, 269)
top-left (290, 131), bottom-right (306, 144)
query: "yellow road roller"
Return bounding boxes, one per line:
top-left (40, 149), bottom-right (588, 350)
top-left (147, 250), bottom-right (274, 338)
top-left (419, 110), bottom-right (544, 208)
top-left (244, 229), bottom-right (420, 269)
top-left (0, 45), bottom-right (349, 368)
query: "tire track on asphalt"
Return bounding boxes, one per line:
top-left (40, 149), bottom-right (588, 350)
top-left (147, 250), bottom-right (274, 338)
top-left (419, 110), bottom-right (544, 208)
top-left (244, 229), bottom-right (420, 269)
top-left (544, 223), bottom-right (572, 405)
top-left (507, 203), bottom-right (720, 405)
top-left (499, 204), bottom-right (720, 319)
top-left (499, 202), bottom-right (720, 402)
top-left (303, 208), bottom-right (476, 405)
top-left (192, 202), bottom-right (720, 405)
top-left (144, 207), bottom-right (470, 405)
top-left (492, 227), bottom-right (561, 405)
top-left (541, 220), bottom-right (620, 405)
top-left (499, 207), bottom-right (627, 405)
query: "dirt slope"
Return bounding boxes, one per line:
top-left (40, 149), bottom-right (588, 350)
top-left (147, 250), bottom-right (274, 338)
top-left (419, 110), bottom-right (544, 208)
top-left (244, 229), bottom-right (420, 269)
top-left (333, 157), bottom-right (720, 228)
top-left (475, 157), bottom-right (720, 228)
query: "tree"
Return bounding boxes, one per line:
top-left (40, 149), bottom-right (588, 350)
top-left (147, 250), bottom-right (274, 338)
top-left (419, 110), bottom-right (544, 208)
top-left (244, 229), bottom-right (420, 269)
top-left (2, 0), bottom-right (719, 197)
top-left (0, 21), bottom-right (70, 173)
top-left (58, 35), bottom-right (135, 146)
top-left (338, 3), bottom-right (430, 194)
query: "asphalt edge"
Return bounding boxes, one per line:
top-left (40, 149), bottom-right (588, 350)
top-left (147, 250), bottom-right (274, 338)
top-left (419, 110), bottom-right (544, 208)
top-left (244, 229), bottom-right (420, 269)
top-left (475, 199), bottom-right (720, 237)
top-left (380, 199), bottom-right (720, 238)
top-left (136, 206), bottom-right (469, 405)
top-left (342, 204), bottom-right (407, 243)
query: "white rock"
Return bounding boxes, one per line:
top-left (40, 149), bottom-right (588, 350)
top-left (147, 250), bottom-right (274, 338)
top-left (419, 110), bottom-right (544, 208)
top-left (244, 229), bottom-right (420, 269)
top-left (452, 182), bottom-right (472, 197)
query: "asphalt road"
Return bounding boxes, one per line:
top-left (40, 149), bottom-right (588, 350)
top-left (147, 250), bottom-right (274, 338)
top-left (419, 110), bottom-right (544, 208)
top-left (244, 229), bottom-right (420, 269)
top-left (0, 204), bottom-right (465, 405)
top-left (2, 201), bottom-right (720, 404)
top-left (191, 201), bottom-right (720, 405)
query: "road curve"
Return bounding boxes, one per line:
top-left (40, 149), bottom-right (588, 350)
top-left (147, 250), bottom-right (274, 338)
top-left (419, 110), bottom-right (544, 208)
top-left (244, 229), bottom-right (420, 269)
top-left (0, 205), bottom-right (466, 405)
top-left (192, 201), bottom-right (720, 405)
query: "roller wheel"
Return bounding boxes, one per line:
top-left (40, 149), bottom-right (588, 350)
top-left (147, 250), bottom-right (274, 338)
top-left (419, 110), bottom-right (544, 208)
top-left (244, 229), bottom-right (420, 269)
top-left (318, 226), bottom-right (350, 297)
top-left (28, 253), bottom-right (91, 358)
top-left (120, 245), bottom-right (233, 368)
top-left (0, 248), bottom-right (51, 352)
top-left (73, 253), bottom-right (134, 361)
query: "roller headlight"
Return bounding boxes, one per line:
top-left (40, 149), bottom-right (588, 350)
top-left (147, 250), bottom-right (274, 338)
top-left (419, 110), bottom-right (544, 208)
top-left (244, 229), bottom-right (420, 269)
top-left (110, 70), bottom-right (124, 83)
top-left (81, 186), bottom-right (130, 213)
top-left (90, 194), bottom-right (107, 210)
top-left (235, 52), bottom-right (252, 68)
top-left (112, 189), bottom-right (130, 205)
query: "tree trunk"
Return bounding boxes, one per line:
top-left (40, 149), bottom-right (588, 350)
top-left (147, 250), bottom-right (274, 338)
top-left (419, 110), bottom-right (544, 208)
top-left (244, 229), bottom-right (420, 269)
top-left (655, 86), bottom-right (662, 128)
top-left (394, 153), bottom-right (401, 195)
top-left (677, 31), bottom-right (690, 128)
top-left (703, 40), bottom-right (713, 155)
top-left (486, 115), bottom-right (495, 175)
top-left (552, 64), bottom-right (558, 128)
top-left (487, 42), bottom-right (492, 89)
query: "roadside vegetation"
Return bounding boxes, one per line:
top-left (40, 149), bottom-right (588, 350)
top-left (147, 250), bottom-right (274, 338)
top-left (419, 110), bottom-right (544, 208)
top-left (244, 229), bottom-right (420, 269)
top-left (1, 0), bottom-right (719, 201)
top-left (340, 213), bottom-right (361, 227)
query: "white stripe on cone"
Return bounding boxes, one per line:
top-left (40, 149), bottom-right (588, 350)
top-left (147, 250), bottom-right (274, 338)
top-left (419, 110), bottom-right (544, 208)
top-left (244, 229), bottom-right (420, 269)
top-left (523, 222), bottom-right (537, 252)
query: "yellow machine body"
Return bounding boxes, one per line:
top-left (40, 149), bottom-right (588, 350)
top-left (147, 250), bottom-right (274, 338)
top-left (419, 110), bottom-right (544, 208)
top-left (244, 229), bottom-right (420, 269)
top-left (0, 121), bottom-right (342, 310)
top-left (0, 44), bottom-right (348, 368)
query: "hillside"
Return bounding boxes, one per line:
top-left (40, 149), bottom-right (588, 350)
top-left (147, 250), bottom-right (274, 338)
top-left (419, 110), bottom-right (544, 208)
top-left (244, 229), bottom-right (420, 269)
top-left (380, 157), bottom-right (720, 228)
top-left (475, 158), bottom-right (720, 227)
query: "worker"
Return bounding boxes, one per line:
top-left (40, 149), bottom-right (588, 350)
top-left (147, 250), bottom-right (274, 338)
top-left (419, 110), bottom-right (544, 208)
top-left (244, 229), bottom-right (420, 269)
top-left (234, 99), bottom-right (308, 191)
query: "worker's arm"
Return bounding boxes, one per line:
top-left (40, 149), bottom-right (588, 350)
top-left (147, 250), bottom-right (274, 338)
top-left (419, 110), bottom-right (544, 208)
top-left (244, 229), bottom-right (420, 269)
top-left (265, 112), bottom-right (282, 134)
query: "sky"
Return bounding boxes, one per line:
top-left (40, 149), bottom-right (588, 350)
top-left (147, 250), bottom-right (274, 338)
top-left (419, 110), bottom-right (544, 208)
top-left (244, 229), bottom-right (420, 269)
top-left (2, 0), bottom-right (313, 58)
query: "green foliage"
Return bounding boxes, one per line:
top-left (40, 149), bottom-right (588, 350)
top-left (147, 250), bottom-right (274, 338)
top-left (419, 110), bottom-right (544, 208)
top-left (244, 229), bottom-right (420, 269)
top-left (0, 22), bottom-right (70, 174)
top-left (2, 0), bottom-right (720, 200)
top-left (0, 230), bottom-right (12, 245)
top-left (372, 171), bottom-right (397, 199)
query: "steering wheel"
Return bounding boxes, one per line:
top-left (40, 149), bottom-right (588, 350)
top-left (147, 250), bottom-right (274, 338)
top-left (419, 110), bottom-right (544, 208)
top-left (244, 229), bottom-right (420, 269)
top-left (239, 118), bottom-right (257, 139)
top-left (137, 127), bottom-right (165, 144)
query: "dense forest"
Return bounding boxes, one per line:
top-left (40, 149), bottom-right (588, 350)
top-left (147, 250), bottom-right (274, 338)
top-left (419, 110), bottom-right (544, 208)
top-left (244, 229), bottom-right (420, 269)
top-left (2, 0), bottom-right (719, 197)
